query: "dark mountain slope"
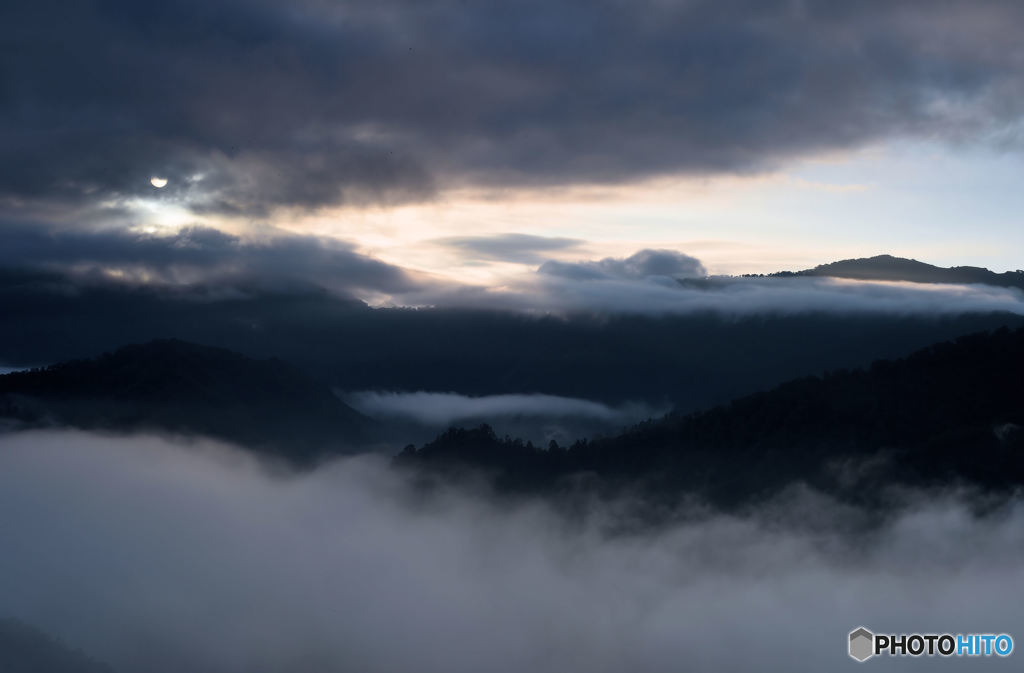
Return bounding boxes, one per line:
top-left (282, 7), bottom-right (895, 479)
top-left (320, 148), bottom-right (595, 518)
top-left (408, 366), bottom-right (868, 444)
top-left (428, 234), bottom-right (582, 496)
top-left (777, 254), bottom-right (1024, 289)
top-left (399, 327), bottom-right (1024, 503)
top-left (0, 620), bottom-right (114, 673)
top-left (2, 269), bottom-right (1022, 413)
top-left (0, 340), bottom-right (369, 460)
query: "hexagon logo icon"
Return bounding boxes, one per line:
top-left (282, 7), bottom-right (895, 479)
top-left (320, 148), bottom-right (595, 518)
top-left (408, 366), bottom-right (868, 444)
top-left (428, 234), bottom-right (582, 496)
top-left (849, 627), bottom-right (875, 662)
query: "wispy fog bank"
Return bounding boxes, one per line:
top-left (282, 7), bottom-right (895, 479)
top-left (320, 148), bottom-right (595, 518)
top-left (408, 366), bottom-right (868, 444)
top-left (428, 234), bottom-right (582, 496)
top-left (399, 273), bottom-right (1024, 316)
top-left (1, 431), bottom-right (1021, 672)
top-left (346, 391), bottom-right (661, 426)
top-left (345, 391), bottom-right (667, 447)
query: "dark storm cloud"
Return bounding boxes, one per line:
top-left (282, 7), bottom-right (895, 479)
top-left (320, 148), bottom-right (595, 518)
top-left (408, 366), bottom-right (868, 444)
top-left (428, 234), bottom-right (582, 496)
top-left (436, 233), bottom-right (584, 264)
top-left (1, 431), bottom-right (1023, 673)
top-left (0, 222), bottom-right (425, 295)
top-left (539, 249), bottom-right (708, 281)
top-left (2, 0), bottom-right (1024, 214)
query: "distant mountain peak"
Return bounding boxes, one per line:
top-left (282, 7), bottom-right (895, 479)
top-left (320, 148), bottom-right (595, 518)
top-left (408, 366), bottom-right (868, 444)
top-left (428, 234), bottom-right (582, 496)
top-left (772, 255), bottom-right (1024, 289)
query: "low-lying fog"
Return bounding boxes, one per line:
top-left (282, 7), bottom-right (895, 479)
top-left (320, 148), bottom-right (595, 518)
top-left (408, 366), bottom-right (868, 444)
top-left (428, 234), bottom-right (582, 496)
top-left (1, 430), bottom-right (1021, 672)
top-left (345, 391), bottom-right (666, 446)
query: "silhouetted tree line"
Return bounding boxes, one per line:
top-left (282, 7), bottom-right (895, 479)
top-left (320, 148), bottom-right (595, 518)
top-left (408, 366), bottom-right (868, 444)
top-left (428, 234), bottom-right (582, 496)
top-left (397, 327), bottom-right (1024, 505)
top-left (0, 339), bottom-right (368, 460)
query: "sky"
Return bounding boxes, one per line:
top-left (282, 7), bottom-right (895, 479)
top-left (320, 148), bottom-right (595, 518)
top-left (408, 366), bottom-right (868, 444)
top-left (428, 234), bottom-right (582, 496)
top-left (3, 0), bottom-right (1024, 301)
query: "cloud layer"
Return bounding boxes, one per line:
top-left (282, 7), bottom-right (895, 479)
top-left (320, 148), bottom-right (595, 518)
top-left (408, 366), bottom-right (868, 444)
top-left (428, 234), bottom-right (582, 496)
top-left (402, 251), bottom-right (1024, 316)
top-left (345, 391), bottom-right (664, 445)
top-left (3, 0), bottom-right (1024, 214)
top-left (0, 223), bottom-right (427, 296)
top-left (1, 430), bottom-right (1023, 672)
top-left (539, 249), bottom-right (707, 281)
top-left (347, 391), bottom-right (656, 426)
top-left (1, 217), bottom-right (1022, 319)
top-left (436, 234), bottom-right (585, 265)
top-left (3, 224), bottom-right (1023, 317)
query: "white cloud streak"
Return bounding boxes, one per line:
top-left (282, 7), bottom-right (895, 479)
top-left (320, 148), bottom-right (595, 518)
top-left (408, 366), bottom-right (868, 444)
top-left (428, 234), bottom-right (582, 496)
top-left (396, 274), bottom-right (1024, 316)
top-left (346, 391), bottom-right (659, 427)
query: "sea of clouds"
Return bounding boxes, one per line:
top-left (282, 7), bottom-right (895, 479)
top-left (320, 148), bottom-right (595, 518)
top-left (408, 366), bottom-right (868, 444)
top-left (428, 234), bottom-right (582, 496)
top-left (1, 430), bottom-right (1021, 672)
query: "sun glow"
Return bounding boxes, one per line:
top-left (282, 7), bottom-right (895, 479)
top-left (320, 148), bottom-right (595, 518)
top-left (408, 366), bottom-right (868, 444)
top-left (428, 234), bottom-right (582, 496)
top-left (125, 198), bottom-right (198, 232)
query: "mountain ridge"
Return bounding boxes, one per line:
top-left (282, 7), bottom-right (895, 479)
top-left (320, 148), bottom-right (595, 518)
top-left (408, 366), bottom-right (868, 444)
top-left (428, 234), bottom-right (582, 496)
top-left (0, 339), bottom-right (369, 461)
top-left (398, 326), bottom-right (1024, 505)
top-left (757, 254), bottom-right (1024, 289)
top-left (0, 619), bottom-right (114, 673)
